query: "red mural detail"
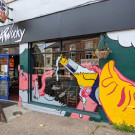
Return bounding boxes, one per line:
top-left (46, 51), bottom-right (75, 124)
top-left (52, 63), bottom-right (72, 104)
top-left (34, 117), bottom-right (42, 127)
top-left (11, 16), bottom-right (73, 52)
top-left (114, 67), bottom-right (135, 87)
top-left (34, 70), bottom-right (54, 98)
top-left (123, 91), bottom-right (131, 112)
top-left (70, 97), bottom-right (97, 120)
top-left (81, 87), bottom-right (92, 98)
top-left (107, 84), bottom-right (118, 95)
top-left (18, 96), bottom-right (22, 106)
top-left (117, 88), bottom-right (126, 107)
top-left (81, 62), bottom-right (101, 75)
top-left (70, 62), bottom-right (100, 120)
top-left (18, 67), bottom-right (38, 90)
top-left (18, 66), bottom-right (54, 98)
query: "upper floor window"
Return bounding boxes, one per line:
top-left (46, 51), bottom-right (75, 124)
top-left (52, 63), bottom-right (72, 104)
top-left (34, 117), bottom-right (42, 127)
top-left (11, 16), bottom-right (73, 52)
top-left (70, 44), bottom-right (76, 50)
top-left (85, 41), bottom-right (93, 49)
top-left (70, 52), bottom-right (76, 61)
top-left (85, 51), bottom-right (93, 59)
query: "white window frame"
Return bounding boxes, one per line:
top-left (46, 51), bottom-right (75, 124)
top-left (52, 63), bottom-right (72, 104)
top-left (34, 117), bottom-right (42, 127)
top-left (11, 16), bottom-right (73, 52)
top-left (85, 51), bottom-right (93, 59)
top-left (70, 52), bottom-right (76, 61)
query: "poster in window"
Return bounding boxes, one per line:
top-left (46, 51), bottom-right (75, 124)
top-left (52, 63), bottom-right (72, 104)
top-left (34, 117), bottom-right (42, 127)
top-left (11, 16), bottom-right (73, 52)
top-left (9, 57), bottom-right (14, 67)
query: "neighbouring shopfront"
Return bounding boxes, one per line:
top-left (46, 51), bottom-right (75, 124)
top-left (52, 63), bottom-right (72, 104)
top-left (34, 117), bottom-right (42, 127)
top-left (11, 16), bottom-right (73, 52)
top-left (0, 45), bottom-right (19, 101)
top-left (0, 0), bottom-right (135, 127)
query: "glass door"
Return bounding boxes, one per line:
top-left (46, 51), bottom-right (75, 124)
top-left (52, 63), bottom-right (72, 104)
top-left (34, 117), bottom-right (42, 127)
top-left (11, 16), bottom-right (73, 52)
top-left (0, 56), bottom-right (9, 100)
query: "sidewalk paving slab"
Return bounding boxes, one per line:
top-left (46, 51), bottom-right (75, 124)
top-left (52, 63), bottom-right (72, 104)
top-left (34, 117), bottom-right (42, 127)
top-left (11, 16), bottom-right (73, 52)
top-left (0, 100), bottom-right (134, 135)
top-left (0, 111), bottom-right (134, 135)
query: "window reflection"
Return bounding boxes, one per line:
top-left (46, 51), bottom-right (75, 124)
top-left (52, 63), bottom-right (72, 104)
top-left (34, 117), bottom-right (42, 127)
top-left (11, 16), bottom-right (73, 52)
top-left (31, 37), bottom-right (100, 113)
top-left (0, 46), bottom-right (19, 54)
top-left (32, 41), bottom-right (60, 53)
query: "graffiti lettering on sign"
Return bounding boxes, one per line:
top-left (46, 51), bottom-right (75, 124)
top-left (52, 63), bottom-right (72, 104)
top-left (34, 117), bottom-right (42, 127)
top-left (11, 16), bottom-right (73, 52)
top-left (0, 24), bottom-right (25, 43)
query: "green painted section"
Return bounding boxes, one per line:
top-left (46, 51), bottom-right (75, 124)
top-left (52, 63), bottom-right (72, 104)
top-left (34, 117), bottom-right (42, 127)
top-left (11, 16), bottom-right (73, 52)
top-left (65, 112), bottom-right (71, 117)
top-left (99, 34), bottom-right (135, 82)
top-left (90, 108), bottom-right (109, 122)
top-left (20, 47), bottom-right (31, 102)
top-left (99, 108), bottom-right (109, 122)
top-left (98, 34), bottom-right (135, 123)
top-left (29, 102), bottom-right (101, 119)
top-left (90, 116), bottom-right (101, 122)
top-left (20, 49), bottom-right (29, 73)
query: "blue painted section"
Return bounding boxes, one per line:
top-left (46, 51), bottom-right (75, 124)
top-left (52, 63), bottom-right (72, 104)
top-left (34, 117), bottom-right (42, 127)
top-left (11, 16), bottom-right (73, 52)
top-left (66, 64), bottom-right (76, 73)
top-left (0, 53), bottom-right (19, 56)
top-left (0, 95), bottom-right (8, 100)
top-left (89, 76), bottom-right (101, 108)
top-left (0, 53), bottom-right (19, 100)
top-left (0, 55), bottom-right (9, 100)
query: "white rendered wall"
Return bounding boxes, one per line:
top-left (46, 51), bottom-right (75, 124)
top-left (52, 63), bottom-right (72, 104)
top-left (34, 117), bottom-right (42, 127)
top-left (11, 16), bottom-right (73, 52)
top-left (1, 0), bottom-right (103, 26)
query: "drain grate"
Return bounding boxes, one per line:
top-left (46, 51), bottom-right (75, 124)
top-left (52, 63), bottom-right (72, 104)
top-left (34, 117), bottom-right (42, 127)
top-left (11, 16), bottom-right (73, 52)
top-left (13, 111), bottom-right (23, 116)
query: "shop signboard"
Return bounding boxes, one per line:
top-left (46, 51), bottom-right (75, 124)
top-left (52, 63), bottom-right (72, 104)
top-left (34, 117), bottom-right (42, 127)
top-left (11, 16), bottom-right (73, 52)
top-left (0, 0), bottom-right (8, 23)
top-left (0, 23), bottom-right (25, 43)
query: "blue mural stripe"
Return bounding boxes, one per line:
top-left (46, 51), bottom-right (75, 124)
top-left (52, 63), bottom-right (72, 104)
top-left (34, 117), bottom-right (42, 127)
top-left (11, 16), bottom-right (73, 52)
top-left (66, 64), bottom-right (76, 72)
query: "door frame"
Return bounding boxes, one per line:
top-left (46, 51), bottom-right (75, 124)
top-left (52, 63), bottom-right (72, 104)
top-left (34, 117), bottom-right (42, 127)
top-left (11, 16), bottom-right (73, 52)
top-left (0, 53), bottom-right (19, 100)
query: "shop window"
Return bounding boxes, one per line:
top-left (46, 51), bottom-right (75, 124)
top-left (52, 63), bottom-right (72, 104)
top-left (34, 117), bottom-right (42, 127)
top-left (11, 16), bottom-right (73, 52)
top-left (31, 36), bottom-right (100, 114)
top-left (0, 46), bottom-right (19, 54)
top-left (32, 42), bottom-right (60, 54)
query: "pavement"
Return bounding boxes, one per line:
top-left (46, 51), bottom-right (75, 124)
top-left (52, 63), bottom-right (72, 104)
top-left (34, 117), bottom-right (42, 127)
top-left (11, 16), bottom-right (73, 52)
top-left (0, 100), bottom-right (134, 135)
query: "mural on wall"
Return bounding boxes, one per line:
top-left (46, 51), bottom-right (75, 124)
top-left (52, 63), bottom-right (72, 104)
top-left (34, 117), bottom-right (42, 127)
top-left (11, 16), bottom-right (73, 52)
top-left (57, 55), bottom-right (100, 120)
top-left (19, 45), bottom-right (65, 108)
top-left (100, 60), bottom-right (135, 126)
top-left (18, 65), bottom-right (65, 107)
top-left (99, 30), bottom-right (135, 126)
top-left (33, 70), bottom-right (54, 99)
top-left (18, 29), bottom-right (135, 126)
top-left (18, 44), bottom-right (28, 106)
top-left (57, 51), bottom-right (135, 124)
top-left (18, 67), bottom-right (53, 98)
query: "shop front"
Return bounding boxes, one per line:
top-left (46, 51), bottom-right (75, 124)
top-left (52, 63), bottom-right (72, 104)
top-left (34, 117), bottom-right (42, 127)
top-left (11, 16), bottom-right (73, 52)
top-left (0, 0), bottom-right (135, 126)
top-left (0, 45), bottom-right (19, 101)
top-left (29, 37), bottom-right (100, 120)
